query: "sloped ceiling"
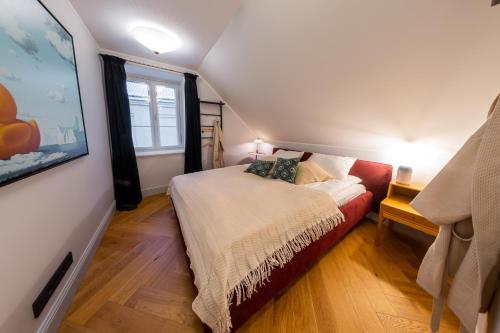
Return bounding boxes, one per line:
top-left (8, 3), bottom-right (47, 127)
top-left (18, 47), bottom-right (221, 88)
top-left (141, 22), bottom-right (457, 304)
top-left (70, 0), bottom-right (240, 69)
top-left (200, 0), bottom-right (500, 156)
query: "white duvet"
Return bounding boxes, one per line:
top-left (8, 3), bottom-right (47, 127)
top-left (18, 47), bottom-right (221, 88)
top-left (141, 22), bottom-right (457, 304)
top-left (302, 176), bottom-right (366, 206)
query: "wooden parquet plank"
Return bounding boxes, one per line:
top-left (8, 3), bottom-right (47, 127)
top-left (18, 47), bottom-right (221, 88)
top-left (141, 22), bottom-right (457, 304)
top-left (236, 302), bottom-right (275, 333)
top-left (346, 286), bottom-right (387, 333)
top-left (384, 289), bottom-right (460, 330)
top-left (305, 264), bottom-right (345, 333)
top-left (84, 301), bottom-right (168, 333)
top-left (125, 286), bottom-right (201, 329)
top-left (67, 237), bottom-right (172, 324)
top-left (58, 321), bottom-right (97, 333)
top-left (377, 312), bottom-right (459, 333)
top-left (65, 240), bottom-right (154, 316)
top-left (76, 251), bottom-right (124, 290)
top-left (315, 253), bottom-right (365, 332)
top-left (97, 234), bottom-right (142, 252)
top-left (110, 218), bottom-right (176, 238)
top-left (333, 226), bottom-right (398, 317)
top-left (272, 276), bottom-right (319, 333)
top-left (108, 239), bottom-right (179, 304)
top-left (148, 270), bottom-right (197, 297)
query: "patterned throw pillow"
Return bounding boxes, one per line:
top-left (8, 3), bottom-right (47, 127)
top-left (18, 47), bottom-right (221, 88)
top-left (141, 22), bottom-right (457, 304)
top-left (245, 160), bottom-right (275, 177)
top-left (271, 157), bottom-right (300, 183)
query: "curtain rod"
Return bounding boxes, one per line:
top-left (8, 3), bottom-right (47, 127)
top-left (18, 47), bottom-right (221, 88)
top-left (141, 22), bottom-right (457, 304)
top-left (100, 53), bottom-right (189, 75)
top-left (100, 53), bottom-right (193, 75)
top-left (125, 59), bottom-right (187, 75)
top-left (101, 52), bottom-right (201, 77)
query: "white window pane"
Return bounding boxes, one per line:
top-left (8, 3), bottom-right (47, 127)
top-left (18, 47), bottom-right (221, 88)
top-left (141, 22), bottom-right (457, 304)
top-left (130, 104), bottom-right (151, 127)
top-left (159, 113), bottom-right (177, 126)
top-left (156, 84), bottom-right (178, 147)
top-left (156, 85), bottom-right (176, 100)
top-left (132, 126), bottom-right (153, 148)
top-left (159, 126), bottom-right (178, 146)
top-left (127, 81), bottom-right (150, 100)
top-left (127, 81), bottom-right (153, 149)
top-left (126, 80), bottom-right (182, 150)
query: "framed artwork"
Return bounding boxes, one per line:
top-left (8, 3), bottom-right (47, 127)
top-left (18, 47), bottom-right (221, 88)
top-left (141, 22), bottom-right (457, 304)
top-left (0, 0), bottom-right (88, 187)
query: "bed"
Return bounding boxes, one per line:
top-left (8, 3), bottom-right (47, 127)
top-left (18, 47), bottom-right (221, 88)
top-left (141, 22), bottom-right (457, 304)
top-left (170, 149), bottom-right (392, 333)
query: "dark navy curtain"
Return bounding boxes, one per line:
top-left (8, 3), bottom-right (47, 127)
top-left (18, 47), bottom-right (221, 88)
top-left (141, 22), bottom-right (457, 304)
top-left (184, 73), bottom-right (202, 173)
top-left (100, 54), bottom-right (142, 211)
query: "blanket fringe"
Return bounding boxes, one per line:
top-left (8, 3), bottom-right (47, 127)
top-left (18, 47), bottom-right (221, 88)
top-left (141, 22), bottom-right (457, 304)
top-left (218, 214), bottom-right (344, 333)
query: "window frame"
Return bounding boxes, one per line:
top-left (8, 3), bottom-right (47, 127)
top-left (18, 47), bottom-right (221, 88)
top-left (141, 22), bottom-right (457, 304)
top-left (126, 75), bottom-right (185, 154)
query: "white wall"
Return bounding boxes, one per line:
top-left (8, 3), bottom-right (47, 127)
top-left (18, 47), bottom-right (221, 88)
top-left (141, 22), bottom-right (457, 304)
top-left (137, 152), bottom-right (185, 195)
top-left (200, 0), bottom-right (500, 182)
top-left (0, 1), bottom-right (114, 332)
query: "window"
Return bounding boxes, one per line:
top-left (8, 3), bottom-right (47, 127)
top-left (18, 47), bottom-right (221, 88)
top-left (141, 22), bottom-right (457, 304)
top-left (126, 78), bottom-right (183, 152)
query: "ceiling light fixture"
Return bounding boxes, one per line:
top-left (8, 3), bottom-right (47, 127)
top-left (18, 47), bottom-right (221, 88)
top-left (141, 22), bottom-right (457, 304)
top-left (131, 25), bottom-right (180, 55)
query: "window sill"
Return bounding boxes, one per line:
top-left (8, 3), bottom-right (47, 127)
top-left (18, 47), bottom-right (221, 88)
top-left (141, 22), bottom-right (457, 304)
top-left (135, 149), bottom-right (184, 157)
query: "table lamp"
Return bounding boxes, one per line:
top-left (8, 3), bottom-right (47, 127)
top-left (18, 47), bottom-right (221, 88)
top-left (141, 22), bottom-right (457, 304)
top-left (396, 166), bottom-right (413, 185)
top-left (253, 138), bottom-right (264, 154)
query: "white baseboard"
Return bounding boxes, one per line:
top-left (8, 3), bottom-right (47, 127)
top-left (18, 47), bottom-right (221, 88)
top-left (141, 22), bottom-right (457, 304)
top-left (36, 200), bottom-right (116, 333)
top-left (141, 184), bottom-right (168, 197)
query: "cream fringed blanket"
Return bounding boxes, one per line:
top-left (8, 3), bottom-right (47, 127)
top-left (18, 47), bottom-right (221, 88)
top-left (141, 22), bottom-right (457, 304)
top-left (169, 165), bottom-right (344, 333)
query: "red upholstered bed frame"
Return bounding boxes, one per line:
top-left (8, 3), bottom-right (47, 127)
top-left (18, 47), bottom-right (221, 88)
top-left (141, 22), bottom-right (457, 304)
top-left (272, 148), bottom-right (392, 213)
top-left (174, 149), bottom-right (392, 332)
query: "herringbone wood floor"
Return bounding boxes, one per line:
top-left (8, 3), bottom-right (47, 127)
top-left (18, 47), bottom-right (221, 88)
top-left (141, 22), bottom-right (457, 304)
top-left (59, 194), bottom-right (459, 333)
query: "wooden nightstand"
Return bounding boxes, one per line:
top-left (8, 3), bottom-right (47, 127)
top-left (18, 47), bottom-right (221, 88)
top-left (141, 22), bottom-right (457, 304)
top-left (375, 181), bottom-right (438, 246)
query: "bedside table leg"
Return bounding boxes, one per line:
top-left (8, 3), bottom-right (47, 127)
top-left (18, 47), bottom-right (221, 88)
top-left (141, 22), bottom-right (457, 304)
top-left (375, 212), bottom-right (384, 247)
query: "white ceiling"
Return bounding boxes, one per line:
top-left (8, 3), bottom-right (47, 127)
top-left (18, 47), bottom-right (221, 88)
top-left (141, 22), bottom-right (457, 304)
top-left (69, 0), bottom-right (241, 69)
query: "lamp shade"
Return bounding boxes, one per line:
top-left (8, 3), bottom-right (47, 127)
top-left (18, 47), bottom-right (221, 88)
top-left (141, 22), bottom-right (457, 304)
top-left (131, 26), bottom-right (180, 54)
top-left (253, 138), bottom-right (264, 144)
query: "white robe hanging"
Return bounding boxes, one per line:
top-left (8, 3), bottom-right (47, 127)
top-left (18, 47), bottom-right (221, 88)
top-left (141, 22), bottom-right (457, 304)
top-left (212, 120), bottom-right (224, 169)
top-left (411, 95), bottom-right (500, 333)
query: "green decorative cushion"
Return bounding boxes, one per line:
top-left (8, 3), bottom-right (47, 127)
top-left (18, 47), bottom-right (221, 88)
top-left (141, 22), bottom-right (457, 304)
top-left (245, 160), bottom-right (275, 177)
top-left (271, 157), bottom-right (300, 183)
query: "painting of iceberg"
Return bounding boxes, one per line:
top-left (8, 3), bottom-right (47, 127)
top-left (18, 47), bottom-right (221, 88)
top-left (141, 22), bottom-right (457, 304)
top-left (0, 0), bottom-right (88, 187)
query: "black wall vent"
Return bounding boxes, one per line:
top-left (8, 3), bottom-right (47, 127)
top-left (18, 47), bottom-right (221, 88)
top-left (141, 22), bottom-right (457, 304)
top-left (32, 252), bottom-right (73, 318)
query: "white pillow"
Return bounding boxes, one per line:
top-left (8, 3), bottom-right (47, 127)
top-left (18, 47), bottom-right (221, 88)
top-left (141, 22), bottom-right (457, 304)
top-left (309, 153), bottom-right (357, 180)
top-left (273, 149), bottom-right (304, 160)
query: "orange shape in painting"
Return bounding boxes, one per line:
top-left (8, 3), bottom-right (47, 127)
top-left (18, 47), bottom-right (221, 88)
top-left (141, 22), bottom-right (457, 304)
top-left (0, 84), bottom-right (41, 160)
top-left (0, 84), bottom-right (17, 123)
